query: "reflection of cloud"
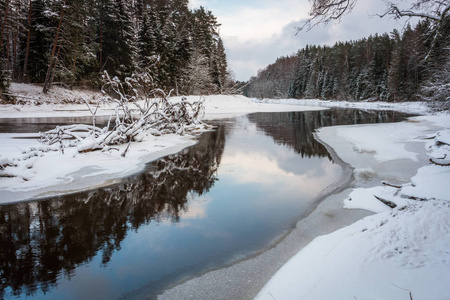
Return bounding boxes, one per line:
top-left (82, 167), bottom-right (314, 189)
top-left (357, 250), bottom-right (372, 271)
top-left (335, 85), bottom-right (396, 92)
top-left (220, 151), bottom-right (341, 199)
top-left (180, 192), bottom-right (211, 220)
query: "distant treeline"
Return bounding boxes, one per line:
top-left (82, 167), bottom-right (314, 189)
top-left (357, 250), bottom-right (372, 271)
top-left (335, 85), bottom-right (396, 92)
top-left (0, 0), bottom-right (232, 100)
top-left (245, 20), bottom-right (449, 104)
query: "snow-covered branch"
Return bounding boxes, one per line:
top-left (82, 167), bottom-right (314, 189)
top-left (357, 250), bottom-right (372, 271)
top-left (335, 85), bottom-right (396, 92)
top-left (39, 71), bottom-right (209, 155)
top-left (301, 0), bottom-right (450, 37)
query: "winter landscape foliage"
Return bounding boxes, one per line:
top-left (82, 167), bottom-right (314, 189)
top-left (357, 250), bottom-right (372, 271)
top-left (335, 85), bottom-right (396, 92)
top-left (245, 20), bottom-right (450, 107)
top-left (245, 0), bottom-right (450, 109)
top-left (0, 0), bottom-right (233, 101)
top-left (0, 0), bottom-right (450, 299)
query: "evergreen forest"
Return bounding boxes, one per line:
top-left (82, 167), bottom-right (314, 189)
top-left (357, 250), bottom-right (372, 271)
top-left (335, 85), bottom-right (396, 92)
top-left (245, 20), bottom-right (450, 105)
top-left (0, 0), bottom-right (231, 100)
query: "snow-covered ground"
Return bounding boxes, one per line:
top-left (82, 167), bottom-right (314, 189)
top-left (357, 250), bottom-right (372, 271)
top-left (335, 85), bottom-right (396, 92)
top-left (258, 97), bottom-right (431, 114)
top-left (256, 113), bottom-right (450, 300)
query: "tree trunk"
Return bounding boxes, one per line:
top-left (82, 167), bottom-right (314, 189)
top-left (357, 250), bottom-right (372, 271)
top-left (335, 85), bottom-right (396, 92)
top-left (99, 18), bottom-right (103, 70)
top-left (43, 1), bottom-right (66, 94)
top-left (48, 46), bottom-right (62, 90)
top-left (0, 0), bottom-right (9, 51)
top-left (73, 27), bottom-right (78, 68)
top-left (22, 0), bottom-right (32, 82)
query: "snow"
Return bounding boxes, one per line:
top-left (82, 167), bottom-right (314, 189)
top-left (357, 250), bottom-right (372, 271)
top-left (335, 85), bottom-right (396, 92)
top-left (344, 185), bottom-right (403, 213)
top-left (0, 131), bottom-right (197, 203)
top-left (0, 94), bottom-right (323, 119)
top-left (256, 200), bottom-right (450, 300)
top-left (256, 97), bottom-right (430, 114)
top-left (256, 112), bottom-right (450, 300)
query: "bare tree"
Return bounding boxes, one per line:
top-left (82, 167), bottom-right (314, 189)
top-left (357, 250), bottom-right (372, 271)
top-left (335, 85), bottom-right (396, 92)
top-left (301, 0), bottom-right (450, 65)
top-left (303, 0), bottom-right (449, 35)
top-left (302, 0), bottom-right (357, 28)
top-left (39, 71), bottom-right (209, 155)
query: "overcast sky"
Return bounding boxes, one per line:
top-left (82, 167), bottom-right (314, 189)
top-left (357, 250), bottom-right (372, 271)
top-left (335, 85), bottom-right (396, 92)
top-left (189, 0), bottom-right (414, 81)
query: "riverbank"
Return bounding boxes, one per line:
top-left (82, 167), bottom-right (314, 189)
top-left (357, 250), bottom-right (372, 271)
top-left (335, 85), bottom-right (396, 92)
top-left (255, 113), bottom-right (450, 299)
top-left (159, 111), bottom-right (450, 299)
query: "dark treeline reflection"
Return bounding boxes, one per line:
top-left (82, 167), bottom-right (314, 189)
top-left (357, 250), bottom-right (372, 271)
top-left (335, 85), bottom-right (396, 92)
top-left (0, 116), bottom-right (114, 134)
top-left (0, 126), bottom-right (225, 298)
top-left (249, 109), bottom-right (410, 159)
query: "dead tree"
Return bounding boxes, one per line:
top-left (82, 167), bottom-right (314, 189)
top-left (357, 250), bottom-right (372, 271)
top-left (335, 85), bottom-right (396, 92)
top-left (39, 71), bottom-right (209, 155)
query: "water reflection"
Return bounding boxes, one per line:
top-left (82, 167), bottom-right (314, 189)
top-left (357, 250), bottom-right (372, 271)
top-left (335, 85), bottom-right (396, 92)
top-left (0, 109), bottom-right (411, 299)
top-left (0, 127), bottom-right (225, 299)
top-left (0, 116), bottom-right (113, 134)
top-left (248, 109), bottom-right (407, 158)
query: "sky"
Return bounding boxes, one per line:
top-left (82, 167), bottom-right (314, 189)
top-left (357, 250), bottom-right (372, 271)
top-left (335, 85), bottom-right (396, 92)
top-left (189, 0), bottom-right (415, 81)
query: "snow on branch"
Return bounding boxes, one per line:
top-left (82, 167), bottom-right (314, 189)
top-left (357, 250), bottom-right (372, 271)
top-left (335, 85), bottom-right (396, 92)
top-left (39, 71), bottom-right (209, 156)
top-left (301, 0), bottom-right (450, 44)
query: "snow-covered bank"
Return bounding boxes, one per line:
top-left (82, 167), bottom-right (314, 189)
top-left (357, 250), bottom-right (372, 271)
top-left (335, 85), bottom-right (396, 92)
top-left (0, 132), bottom-right (198, 204)
top-left (0, 95), bottom-right (325, 119)
top-left (257, 200), bottom-right (450, 300)
top-left (0, 93), bottom-right (323, 203)
top-left (3, 84), bottom-right (450, 299)
top-left (256, 113), bottom-right (450, 300)
top-left (256, 97), bottom-right (431, 114)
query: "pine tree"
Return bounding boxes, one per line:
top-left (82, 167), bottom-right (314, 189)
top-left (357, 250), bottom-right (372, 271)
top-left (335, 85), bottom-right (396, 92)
top-left (137, 11), bottom-right (157, 70)
top-left (23, 0), bottom-right (54, 83)
top-left (97, 0), bottom-right (135, 79)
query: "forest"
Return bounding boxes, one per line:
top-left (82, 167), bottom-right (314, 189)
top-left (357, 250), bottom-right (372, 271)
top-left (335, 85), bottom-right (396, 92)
top-left (0, 0), bottom-right (232, 101)
top-left (245, 19), bottom-right (450, 105)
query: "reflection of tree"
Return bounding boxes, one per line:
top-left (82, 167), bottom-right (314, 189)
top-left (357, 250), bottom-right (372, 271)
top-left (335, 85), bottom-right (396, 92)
top-left (249, 109), bottom-right (410, 159)
top-left (0, 127), bottom-right (225, 299)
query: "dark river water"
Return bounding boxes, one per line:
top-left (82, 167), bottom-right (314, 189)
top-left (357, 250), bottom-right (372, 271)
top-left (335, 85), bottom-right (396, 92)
top-left (0, 109), bottom-right (410, 300)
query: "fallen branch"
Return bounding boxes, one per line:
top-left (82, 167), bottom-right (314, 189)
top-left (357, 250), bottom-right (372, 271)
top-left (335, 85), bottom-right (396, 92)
top-left (429, 157), bottom-right (450, 166)
top-left (374, 195), bottom-right (397, 208)
top-left (381, 181), bottom-right (402, 189)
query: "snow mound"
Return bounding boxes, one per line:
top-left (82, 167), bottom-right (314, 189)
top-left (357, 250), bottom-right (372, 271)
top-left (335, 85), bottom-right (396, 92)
top-left (10, 82), bottom-right (103, 105)
top-left (256, 200), bottom-right (450, 300)
top-left (365, 200), bottom-right (450, 269)
top-left (344, 185), bottom-right (409, 213)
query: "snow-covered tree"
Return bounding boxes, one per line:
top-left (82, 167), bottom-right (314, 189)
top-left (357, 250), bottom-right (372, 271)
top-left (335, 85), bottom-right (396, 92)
top-left (1, 0), bottom-right (231, 94)
top-left (421, 47), bottom-right (450, 110)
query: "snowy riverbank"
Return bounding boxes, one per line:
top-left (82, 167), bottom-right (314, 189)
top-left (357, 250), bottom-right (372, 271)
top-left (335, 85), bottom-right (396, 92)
top-left (255, 113), bottom-right (450, 300)
top-left (157, 107), bottom-right (450, 300)
top-left (0, 90), bottom-right (323, 203)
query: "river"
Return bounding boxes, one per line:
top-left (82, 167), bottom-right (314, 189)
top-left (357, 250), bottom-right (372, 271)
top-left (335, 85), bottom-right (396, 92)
top-left (0, 109), bottom-right (411, 299)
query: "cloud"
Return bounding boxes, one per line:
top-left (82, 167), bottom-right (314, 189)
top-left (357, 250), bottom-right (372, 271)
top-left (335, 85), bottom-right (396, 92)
top-left (192, 0), bottom-right (416, 81)
top-left (223, 19), bottom-right (326, 81)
